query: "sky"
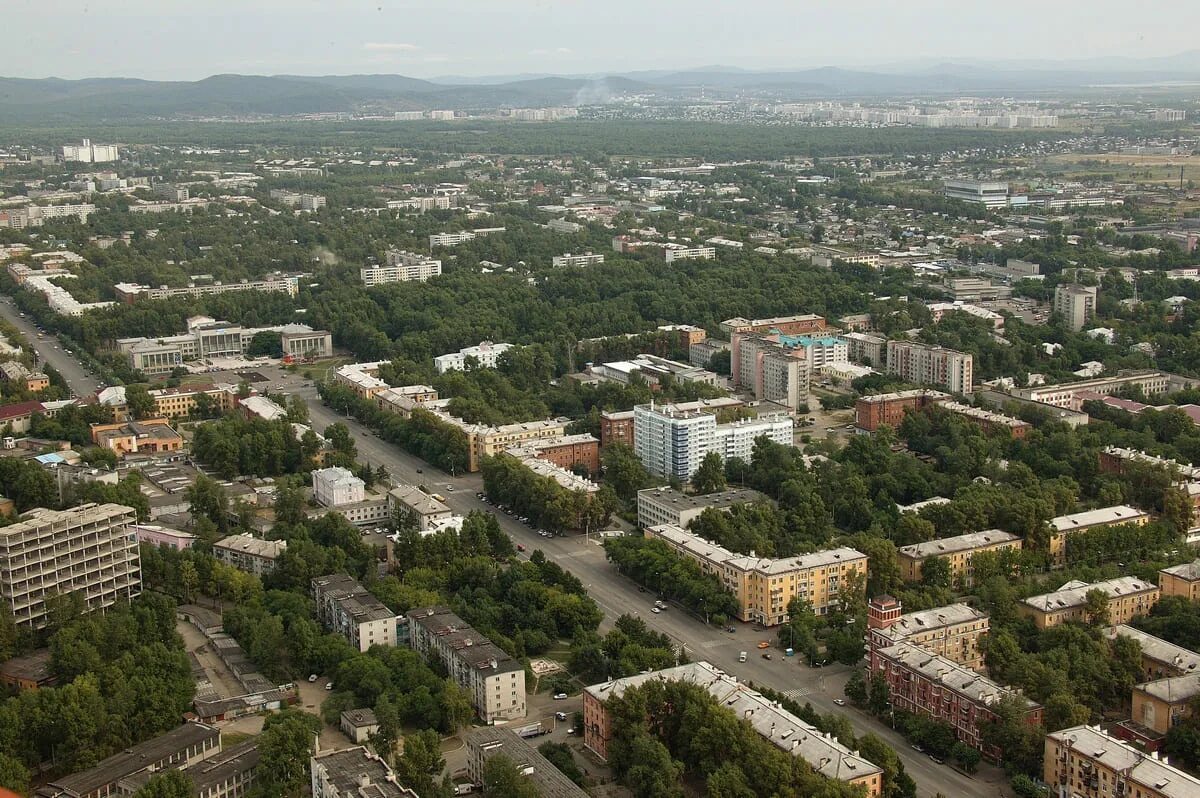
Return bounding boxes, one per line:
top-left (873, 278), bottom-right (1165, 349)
top-left (7, 0), bottom-right (1198, 81)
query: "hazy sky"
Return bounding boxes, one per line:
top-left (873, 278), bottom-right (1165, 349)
top-left (8, 0), bottom-right (1198, 80)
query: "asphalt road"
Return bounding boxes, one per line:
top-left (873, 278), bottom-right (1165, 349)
top-left (0, 296), bottom-right (100, 396)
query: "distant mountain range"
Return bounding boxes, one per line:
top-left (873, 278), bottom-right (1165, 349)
top-left (3, 52), bottom-right (1200, 122)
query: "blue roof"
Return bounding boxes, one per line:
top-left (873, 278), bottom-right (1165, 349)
top-left (35, 453), bottom-right (65, 464)
top-left (776, 333), bottom-right (844, 347)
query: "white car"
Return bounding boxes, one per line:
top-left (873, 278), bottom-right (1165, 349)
top-left (553, 693), bottom-right (568, 700)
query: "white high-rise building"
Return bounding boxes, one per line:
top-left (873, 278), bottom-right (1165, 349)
top-left (633, 403), bottom-right (792, 481)
top-left (1053, 283), bottom-right (1098, 331)
top-left (942, 178), bottom-right (1009, 208)
top-left (61, 139), bottom-right (120, 163)
top-left (361, 251), bottom-right (442, 285)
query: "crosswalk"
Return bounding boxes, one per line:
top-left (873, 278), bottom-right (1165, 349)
top-left (699, 638), bottom-right (727, 649)
top-left (781, 687), bottom-right (815, 702)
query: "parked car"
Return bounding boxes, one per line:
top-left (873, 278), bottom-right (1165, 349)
top-left (308, 674), bottom-right (318, 682)
top-left (325, 682), bottom-right (334, 691)
top-left (833, 698), bottom-right (846, 706)
top-left (757, 641), bottom-right (770, 649)
top-left (553, 693), bottom-right (568, 700)
top-left (762, 653), bottom-right (772, 660)
top-left (738, 651), bottom-right (747, 662)
top-left (554, 712), bottom-right (567, 721)
top-left (651, 607), bottom-right (661, 614)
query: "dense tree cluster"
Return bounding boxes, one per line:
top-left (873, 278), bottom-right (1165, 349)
top-left (481, 453), bottom-right (616, 534)
top-left (569, 613), bottom-right (678, 684)
top-left (603, 536), bottom-right (739, 624)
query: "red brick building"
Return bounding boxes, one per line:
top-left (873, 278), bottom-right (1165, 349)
top-left (522, 434), bottom-right (600, 475)
top-left (854, 390), bottom-right (949, 431)
top-left (599, 410), bottom-right (634, 449)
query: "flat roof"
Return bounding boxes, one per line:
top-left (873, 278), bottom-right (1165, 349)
top-left (1050, 505), bottom-right (1148, 532)
top-left (312, 747), bottom-right (418, 798)
top-left (638, 487), bottom-right (771, 514)
top-left (214, 533), bottom-right (287, 560)
top-left (406, 606), bottom-right (523, 675)
top-left (466, 728), bottom-right (588, 798)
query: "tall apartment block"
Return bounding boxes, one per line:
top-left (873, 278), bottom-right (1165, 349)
top-left (633, 402), bottom-right (792, 481)
top-left (0, 503), bottom-right (140, 630)
top-left (732, 332), bottom-right (848, 410)
top-left (360, 251), bottom-right (442, 286)
top-left (1054, 284), bottom-right (1098, 331)
top-left (406, 606), bottom-right (526, 723)
top-left (884, 340), bottom-right (973, 395)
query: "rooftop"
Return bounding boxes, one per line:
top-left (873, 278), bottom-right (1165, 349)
top-left (1049, 505), bottom-right (1148, 532)
top-left (466, 728), bottom-right (588, 798)
top-left (1161, 560), bottom-right (1200, 583)
top-left (1105, 625), bottom-right (1200, 674)
top-left (856, 389), bottom-right (950, 404)
top-left (877, 642), bottom-right (1038, 710)
top-left (1022, 577), bottom-right (1158, 614)
top-left (1049, 725), bottom-right (1200, 798)
top-left (878, 603), bottom-right (987, 645)
top-left (406, 606), bottom-right (523, 675)
top-left (213, 533), bottom-right (288, 560)
top-left (638, 487), bottom-right (771, 514)
top-left (1136, 673), bottom-right (1200, 704)
top-left (648, 524), bottom-right (866, 577)
top-left (311, 747), bottom-right (418, 798)
top-left (898, 530), bottom-right (1021, 560)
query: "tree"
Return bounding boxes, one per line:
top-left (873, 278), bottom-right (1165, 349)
top-left (950, 741), bottom-right (981, 774)
top-left (394, 729), bottom-right (445, 797)
top-left (186, 475), bottom-right (229, 535)
top-left (131, 769), bottom-right (193, 798)
top-left (246, 331), bottom-right (283, 358)
top-left (691, 452), bottom-right (727, 495)
top-left (919, 556), bottom-right (951, 589)
top-left (537, 742), bottom-right (584, 787)
top-left (126, 384), bottom-right (155, 419)
top-left (254, 709), bottom-right (319, 797)
top-left (0, 753), bottom-right (30, 796)
top-left (1084, 588), bottom-right (1111, 626)
top-left (482, 755), bottom-right (541, 798)
top-left (601, 443), bottom-right (652, 503)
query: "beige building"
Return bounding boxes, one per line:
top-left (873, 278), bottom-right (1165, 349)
top-left (582, 662), bottom-right (882, 796)
top-left (1132, 673), bottom-right (1200, 735)
top-left (1047, 505), bottom-right (1150, 568)
top-left (213, 533), bottom-right (287, 577)
top-left (644, 524), bottom-right (867, 625)
top-left (406, 606), bottom-right (526, 723)
top-left (1044, 725), bottom-right (1200, 798)
top-left (310, 747), bottom-right (418, 798)
top-left (897, 530), bottom-right (1022, 587)
top-left (312, 574), bottom-right (397, 652)
top-left (0, 503), bottom-right (140, 630)
top-left (867, 596), bottom-right (989, 672)
top-left (149, 384), bottom-right (238, 420)
top-left (636, 487), bottom-right (771, 530)
top-left (1160, 560), bottom-right (1200, 601)
top-left (339, 709), bottom-right (379, 744)
top-left (1019, 577), bottom-right (1160, 630)
top-left (387, 485), bottom-right (453, 531)
top-left (465, 728), bottom-right (589, 798)
top-left (1103, 625), bottom-right (1200, 682)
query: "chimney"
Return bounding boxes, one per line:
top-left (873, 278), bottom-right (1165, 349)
top-left (358, 773), bottom-right (371, 788)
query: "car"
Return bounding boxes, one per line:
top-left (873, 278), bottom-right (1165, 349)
top-left (415, 468), bottom-right (423, 473)
top-left (738, 651), bottom-right (747, 662)
top-left (325, 682), bottom-right (334, 691)
top-left (308, 674), bottom-right (318, 682)
top-left (929, 755), bottom-right (944, 765)
top-left (725, 625), bottom-right (736, 633)
top-left (651, 607), bottom-right (661, 614)
top-left (762, 653), bottom-right (772, 660)
top-left (910, 744), bottom-right (923, 753)
top-left (833, 698), bottom-right (846, 706)
top-left (516, 544), bottom-right (526, 552)
top-left (554, 711), bottom-right (567, 721)
top-left (757, 641), bottom-right (770, 649)
top-left (553, 693), bottom-right (568, 700)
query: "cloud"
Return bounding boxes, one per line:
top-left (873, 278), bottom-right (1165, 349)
top-left (527, 46), bottom-right (574, 56)
top-left (362, 42), bottom-right (418, 52)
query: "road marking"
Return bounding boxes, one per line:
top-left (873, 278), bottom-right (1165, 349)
top-left (699, 639), bottom-right (728, 649)
top-left (782, 687), bottom-right (815, 701)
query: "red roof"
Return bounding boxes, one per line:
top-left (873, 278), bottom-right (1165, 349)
top-left (0, 400), bottom-right (43, 421)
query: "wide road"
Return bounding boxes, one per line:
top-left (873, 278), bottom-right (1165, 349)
top-left (0, 296), bottom-right (100, 396)
top-left (271, 372), bottom-right (1003, 798)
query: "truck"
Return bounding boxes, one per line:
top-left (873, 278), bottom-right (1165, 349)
top-left (515, 721), bottom-right (544, 739)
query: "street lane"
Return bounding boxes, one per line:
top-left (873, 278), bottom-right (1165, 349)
top-left (0, 297), bottom-right (100, 396)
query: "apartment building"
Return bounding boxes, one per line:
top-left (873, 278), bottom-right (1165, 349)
top-left (552, 252), bottom-right (605, 267)
top-left (35, 722), bottom-right (231, 798)
top-left (662, 244), bottom-right (716, 262)
top-left (939, 401), bottom-right (1032, 438)
top-left (269, 189), bottom-right (325, 210)
top-left (312, 466), bottom-right (365, 508)
top-left (312, 574), bottom-right (398, 652)
top-left (943, 276), bottom-right (1012, 303)
top-left (465, 728), bottom-right (589, 798)
top-left (433, 341), bottom-right (514, 373)
top-left (429, 227), bottom-right (505, 248)
top-left (873, 641), bottom-right (1041, 761)
top-left (1160, 560), bottom-right (1200, 601)
top-left (388, 485), bottom-right (453, 532)
top-left (733, 333), bottom-right (848, 409)
top-left (809, 245), bottom-right (881, 268)
top-left (503, 432), bottom-right (600, 475)
top-left (360, 250), bottom-right (442, 285)
top-left (406, 606), bottom-right (526, 723)
top-left (388, 195), bottom-right (451, 212)
top-left (897, 530), bottom-right (1022, 587)
top-left (1044, 725), bottom-right (1200, 798)
top-left (582, 662), bottom-right (883, 796)
top-left (1047, 505), bottom-right (1150, 568)
top-left (591, 354), bottom-right (719, 389)
top-left (132, 523), bottom-right (196, 552)
top-left (633, 402), bottom-right (792, 481)
top-left (644, 524), bottom-right (867, 624)
top-left (113, 272), bottom-right (300, 303)
top-left (1019, 577), bottom-right (1161, 630)
top-left (1132, 673), bottom-right (1200, 735)
top-left (723, 313), bottom-right (828, 337)
top-left (375, 384), bottom-right (438, 415)
top-left (1054, 283), bottom-right (1099, 331)
top-left (658, 323), bottom-right (708, 349)
top-left (599, 410), bottom-right (635, 448)
top-left (844, 331), bottom-right (887, 366)
top-left (1101, 447), bottom-right (1200, 527)
top-left (1103, 625), bottom-right (1200, 682)
top-left (148, 384), bottom-right (238, 419)
top-left (332, 360), bottom-right (392, 398)
top-left (855, 389), bottom-right (950, 431)
top-left (885, 340), bottom-right (974, 394)
top-left (90, 419), bottom-right (184, 457)
top-left (927, 302), bottom-right (1004, 330)
top-left (636, 487), bottom-right (771, 529)
top-left (212, 533), bottom-right (287, 577)
top-left (866, 596), bottom-right (990, 672)
top-left (0, 360), bottom-right (49, 392)
top-left (310, 747), bottom-right (419, 798)
top-left (0, 504), bottom-right (139, 631)
top-left (61, 139), bottom-right (120, 163)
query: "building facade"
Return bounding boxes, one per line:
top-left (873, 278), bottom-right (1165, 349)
top-left (213, 534), bottom-right (287, 577)
top-left (855, 389), bottom-right (950, 431)
top-left (884, 341), bottom-right (973, 395)
top-left (867, 596), bottom-right (990, 672)
top-left (897, 530), bottom-right (1023, 587)
top-left (310, 747), bottom-right (418, 798)
top-left (312, 574), bottom-right (398, 652)
top-left (360, 251), bottom-right (442, 285)
top-left (1044, 725), bottom-right (1200, 798)
top-left (0, 503), bottom-right (140, 630)
top-left (1054, 283), bottom-right (1098, 331)
top-left (1019, 577), bottom-right (1160, 630)
top-left (312, 466), bottom-right (366, 508)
